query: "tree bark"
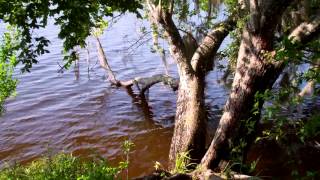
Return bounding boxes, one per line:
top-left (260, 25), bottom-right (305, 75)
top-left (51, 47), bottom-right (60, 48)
top-left (200, 0), bottom-right (295, 169)
top-left (146, 3), bottom-right (208, 167)
top-left (200, 0), bottom-right (320, 170)
top-left (146, 1), bottom-right (235, 168)
top-left (200, 28), bottom-right (285, 169)
top-left (169, 71), bottom-right (207, 167)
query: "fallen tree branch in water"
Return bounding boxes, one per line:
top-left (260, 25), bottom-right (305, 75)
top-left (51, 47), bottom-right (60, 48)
top-left (95, 37), bottom-right (179, 94)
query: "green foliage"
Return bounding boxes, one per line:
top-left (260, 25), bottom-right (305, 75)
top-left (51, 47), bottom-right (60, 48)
top-left (224, 0), bottom-right (238, 13)
top-left (172, 151), bottom-right (195, 174)
top-left (291, 169), bottom-right (319, 180)
top-left (254, 32), bottom-right (320, 145)
top-left (219, 7), bottom-right (249, 70)
top-left (274, 36), bottom-right (304, 65)
top-left (0, 26), bottom-right (19, 115)
top-left (122, 140), bottom-right (134, 155)
top-left (0, 153), bottom-right (126, 180)
top-left (121, 140), bottom-right (134, 180)
top-left (298, 114), bottom-right (320, 143)
top-left (228, 120), bottom-right (260, 175)
top-left (0, 0), bottom-right (142, 71)
top-left (0, 141), bottom-right (135, 179)
top-left (221, 159), bottom-right (260, 178)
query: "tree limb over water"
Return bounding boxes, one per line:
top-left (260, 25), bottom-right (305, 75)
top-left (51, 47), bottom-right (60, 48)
top-left (96, 37), bottom-right (179, 95)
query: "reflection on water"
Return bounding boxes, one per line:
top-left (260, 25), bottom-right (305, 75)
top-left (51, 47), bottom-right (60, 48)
top-left (0, 5), bottom-right (228, 177)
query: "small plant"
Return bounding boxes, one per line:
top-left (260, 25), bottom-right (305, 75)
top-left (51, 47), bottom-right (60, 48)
top-left (122, 140), bottom-right (135, 180)
top-left (172, 151), bottom-right (196, 174)
top-left (154, 161), bottom-right (162, 171)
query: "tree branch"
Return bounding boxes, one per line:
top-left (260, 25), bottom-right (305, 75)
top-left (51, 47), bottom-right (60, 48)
top-left (136, 74), bottom-right (179, 95)
top-left (191, 17), bottom-right (236, 74)
top-left (248, 0), bottom-right (294, 35)
top-left (146, 0), bottom-right (193, 74)
top-left (96, 37), bottom-right (179, 94)
top-left (289, 11), bottom-right (320, 44)
top-left (298, 59), bottom-right (319, 97)
top-left (96, 37), bottom-right (119, 85)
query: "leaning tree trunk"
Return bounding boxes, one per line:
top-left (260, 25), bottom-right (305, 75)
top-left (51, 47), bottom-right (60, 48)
top-left (200, 0), bottom-right (295, 169)
top-left (200, 29), bottom-right (285, 169)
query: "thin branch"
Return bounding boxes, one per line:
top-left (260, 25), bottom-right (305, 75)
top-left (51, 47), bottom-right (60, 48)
top-left (126, 31), bottom-right (152, 51)
top-left (96, 37), bottom-right (119, 85)
top-left (169, 0), bottom-right (174, 15)
top-left (147, 1), bottom-right (192, 74)
top-left (177, 28), bottom-right (198, 43)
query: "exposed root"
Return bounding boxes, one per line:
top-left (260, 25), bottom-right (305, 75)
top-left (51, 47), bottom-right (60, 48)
top-left (134, 169), bottom-right (255, 180)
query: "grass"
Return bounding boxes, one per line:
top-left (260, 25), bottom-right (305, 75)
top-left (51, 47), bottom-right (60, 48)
top-left (172, 151), bottom-right (195, 174)
top-left (0, 153), bottom-right (127, 180)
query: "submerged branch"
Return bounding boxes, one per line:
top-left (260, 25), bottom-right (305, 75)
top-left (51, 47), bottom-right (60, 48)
top-left (95, 37), bottom-right (179, 94)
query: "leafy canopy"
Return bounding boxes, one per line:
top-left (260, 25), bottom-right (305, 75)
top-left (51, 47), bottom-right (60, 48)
top-left (0, 0), bottom-right (142, 114)
top-left (0, 0), bottom-right (142, 72)
top-left (0, 26), bottom-right (19, 115)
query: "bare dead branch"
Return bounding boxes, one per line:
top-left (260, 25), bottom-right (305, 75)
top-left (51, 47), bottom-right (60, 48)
top-left (96, 37), bottom-right (119, 85)
top-left (137, 74), bottom-right (179, 94)
top-left (96, 37), bottom-right (179, 94)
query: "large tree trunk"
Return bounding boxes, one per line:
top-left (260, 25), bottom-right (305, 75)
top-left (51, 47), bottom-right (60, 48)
top-left (168, 18), bottom-right (236, 167)
top-left (146, 4), bottom-right (209, 167)
top-left (200, 0), bottom-right (295, 170)
top-left (146, 1), bottom-right (235, 168)
top-left (200, 29), bottom-right (285, 169)
top-left (169, 71), bottom-right (207, 167)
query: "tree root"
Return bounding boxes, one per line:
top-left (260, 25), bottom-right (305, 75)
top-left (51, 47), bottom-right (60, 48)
top-left (133, 169), bottom-right (256, 180)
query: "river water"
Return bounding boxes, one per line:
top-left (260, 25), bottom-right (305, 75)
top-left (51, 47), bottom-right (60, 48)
top-left (2, 2), bottom-right (319, 178)
top-left (0, 9), bottom-right (229, 177)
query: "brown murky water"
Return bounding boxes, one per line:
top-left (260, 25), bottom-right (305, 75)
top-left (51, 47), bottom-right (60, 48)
top-left (0, 10), bottom-right (229, 177)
